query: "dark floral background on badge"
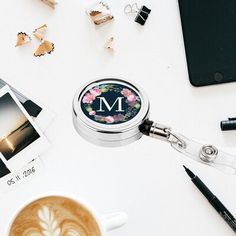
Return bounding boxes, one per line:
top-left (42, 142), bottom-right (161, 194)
top-left (81, 84), bottom-right (141, 124)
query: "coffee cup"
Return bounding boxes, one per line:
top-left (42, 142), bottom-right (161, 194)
top-left (7, 192), bottom-right (127, 236)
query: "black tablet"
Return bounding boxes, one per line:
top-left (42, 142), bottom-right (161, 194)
top-left (178, 0), bottom-right (236, 86)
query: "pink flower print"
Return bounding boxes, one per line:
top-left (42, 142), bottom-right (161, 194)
top-left (89, 110), bottom-right (96, 116)
top-left (82, 93), bottom-right (95, 104)
top-left (121, 88), bottom-right (132, 97)
top-left (113, 114), bottom-right (125, 122)
top-left (128, 101), bottom-right (136, 107)
top-left (127, 94), bottom-right (137, 103)
top-left (117, 114), bottom-right (125, 121)
top-left (105, 116), bottom-right (115, 123)
top-left (90, 87), bottom-right (102, 97)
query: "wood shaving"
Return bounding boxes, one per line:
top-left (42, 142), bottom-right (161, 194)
top-left (87, 1), bottom-right (114, 26)
top-left (40, 0), bottom-right (57, 9)
top-left (104, 37), bottom-right (114, 50)
top-left (15, 32), bottom-right (31, 47)
top-left (33, 24), bottom-right (47, 41)
top-left (34, 40), bottom-right (55, 57)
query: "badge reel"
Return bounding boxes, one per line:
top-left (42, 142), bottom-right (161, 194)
top-left (73, 78), bottom-right (236, 174)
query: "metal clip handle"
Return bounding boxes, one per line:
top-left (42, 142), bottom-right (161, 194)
top-left (149, 123), bottom-right (170, 141)
top-left (139, 120), bottom-right (185, 146)
top-left (140, 119), bottom-right (236, 174)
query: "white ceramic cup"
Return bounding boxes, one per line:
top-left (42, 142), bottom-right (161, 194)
top-left (7, 192), bottom-right (128, 235)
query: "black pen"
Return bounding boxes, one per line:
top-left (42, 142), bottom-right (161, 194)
top-left (183, 166), bottom-right (236, 233)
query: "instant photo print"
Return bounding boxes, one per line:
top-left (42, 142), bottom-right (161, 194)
top-left (0, 79), bottom-right (54, 132)
top-left (0, 79), bottom-right (42, 117)
top-left (0, 86), bottom-right (49, 175)
top-left (0, 157), bottom-right (10, 178)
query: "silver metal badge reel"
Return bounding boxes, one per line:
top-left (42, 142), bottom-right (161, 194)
top-left (73, 78), bottom-right (236, 174)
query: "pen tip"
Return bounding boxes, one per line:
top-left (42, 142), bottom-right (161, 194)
top-left (183, 165), bottom-right (195, 178)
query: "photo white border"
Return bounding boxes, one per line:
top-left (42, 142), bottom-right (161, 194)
top-left (0, 85), bottom-right (49, 173)
top-left (0, 78), bottom-right (55, 132)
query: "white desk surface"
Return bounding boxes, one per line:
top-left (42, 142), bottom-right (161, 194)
top-left (1, 0), bottom-right (236, 235)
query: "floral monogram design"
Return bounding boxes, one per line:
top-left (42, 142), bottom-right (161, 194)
top-left (81, 84), bottom-right (141, 124)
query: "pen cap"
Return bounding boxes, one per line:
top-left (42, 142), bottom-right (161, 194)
top-left (221, 118), bottom-right (236, 131)
top-left (73, 78), bottom-right (150, 147)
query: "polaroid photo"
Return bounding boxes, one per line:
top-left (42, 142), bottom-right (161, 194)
top-left (0, 78), bottom-right (54, 132)
top-left (0, 158), bottom-right (45, 195)
top-left (0, 86), bottom-right (50, 175)
top-left (0, 157), bottom-right (10, 178)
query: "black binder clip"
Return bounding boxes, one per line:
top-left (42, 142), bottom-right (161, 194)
top-left (124, 3), bottom-right (151, 26)
top-left (220, 118), bottom-right (236, 131)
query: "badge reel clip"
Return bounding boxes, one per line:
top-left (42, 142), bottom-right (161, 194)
top-left (73, 78), bottom-right (236, 175)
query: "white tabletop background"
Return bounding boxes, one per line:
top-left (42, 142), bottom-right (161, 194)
top-left (0, 0), bottom-right (236, 235)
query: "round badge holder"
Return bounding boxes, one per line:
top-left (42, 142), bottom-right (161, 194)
top-left (73, 78), bottom-right (150, 147)
top-left (73, 77), bottom-right (236, 175)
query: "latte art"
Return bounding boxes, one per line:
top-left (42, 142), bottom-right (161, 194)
top-left (36, 206), bottom-right (61, 236)
top-left (9, 196), bottom-right (102, 236)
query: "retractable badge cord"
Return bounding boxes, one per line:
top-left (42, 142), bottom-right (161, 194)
top-left (73, 78), bottom-right (236, 174)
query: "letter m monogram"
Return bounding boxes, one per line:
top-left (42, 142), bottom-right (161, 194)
top-left (97, 97), bottom-right (124, 112)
